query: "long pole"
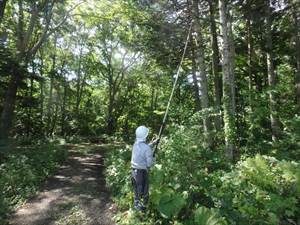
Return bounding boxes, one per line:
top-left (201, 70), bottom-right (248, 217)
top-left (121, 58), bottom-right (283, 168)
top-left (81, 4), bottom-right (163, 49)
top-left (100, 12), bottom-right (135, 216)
top-left (154, 21), bottom-right (193, 155)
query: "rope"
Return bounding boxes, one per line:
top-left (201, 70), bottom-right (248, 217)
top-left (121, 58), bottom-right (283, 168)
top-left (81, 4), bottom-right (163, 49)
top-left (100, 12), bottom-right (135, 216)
top-left (153, 20), bottom-right (193, 155)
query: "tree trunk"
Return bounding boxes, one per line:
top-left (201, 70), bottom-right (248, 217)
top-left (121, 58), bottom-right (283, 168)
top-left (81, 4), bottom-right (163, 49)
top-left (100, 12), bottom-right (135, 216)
top-left (265, 0), bottom-right (281, 141)
top-left (47, 72), bottom-right (54, 136)
top-left (47, 53), bottom-right (56, 136)
top-left (191, 46), bottom-right (201, 112)
top-left (0, 0), bottom-right (7, 24)
top-left (0, 71), bottom-right (20, 140)
top-left (292, 2), bottom-right (300, 107)
top-left (75, 47), bottom-right (83, 119)
top-left (39, 52), bottom-right (44, 129)
top-left (61, 77), bottom-right (67, 136)
top-left (247, 14), bottom-right (253, 111)
top-left (26, 63), bottom-right (35, 137)
top-left (219, 0), bottom-right (236, 160)
top-left (50, 99), bottom-right (58, 136)
top-left (208, 0), bottom-right (222, 131)
top-left (193, 0), bottom-right (213, 149)
top-left (106, 73), bottom-right (116, 135)
top-left (40, 80), bottom-right (44, 129)
top-left (0, 0), bottom-right (57, 139)
top-left (228, 15), bottom-right (236, 113)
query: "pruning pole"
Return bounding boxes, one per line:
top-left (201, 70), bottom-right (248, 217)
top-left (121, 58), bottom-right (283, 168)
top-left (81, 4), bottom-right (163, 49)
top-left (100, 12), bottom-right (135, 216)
top-left (153, 20), bottom-right (193, 156)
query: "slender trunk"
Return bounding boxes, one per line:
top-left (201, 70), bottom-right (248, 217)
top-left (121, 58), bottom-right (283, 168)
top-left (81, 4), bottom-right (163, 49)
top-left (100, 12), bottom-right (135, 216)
top-left (47, 55), bottom-right (55, 136)
top-left (219, 0), bottom-right (236, 160)
top-left (107, 74), bottom-right (115, 134)
top-left (50, 99), bottom-right (58, 136)
top-left (26, 76), bottom-right (33, 137)
top-left (75, 47), bottom-right (83, 119)
top-left (209, 0), bottom-right (222, 131)
top-left (51, 78), bottom-right (62, 136)
top-left (47, 72), bottom-right (54, 136)
top-left (26, 64), bottom-right (34, 137)
top-left (228, 14), bottom-right (236, 113)
top-left (191, 45), bottom-right (201, 112)
top-left (193, 0), bottom-right (213, 149)
top-left (292, 3), bottom-right (300, 107)
top-left (247, 15), bottom-right (253, 112)
top-left (265, 0), bottom-right (281, 141)
top-left (61, 78), bottom-right (67, 136)
top-left (246, 10), bottom-right (255, 141)
top-left (40, 81), bottom-right (44, 128)
top-left (39, 53), bottom-right (44, 129)
top-left (187, 0), bottom-right (201, 112)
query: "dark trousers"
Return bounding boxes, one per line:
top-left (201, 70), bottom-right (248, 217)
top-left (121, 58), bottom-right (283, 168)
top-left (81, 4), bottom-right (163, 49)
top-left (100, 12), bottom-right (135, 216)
top-left (131, 168), bottom-right (149, 209)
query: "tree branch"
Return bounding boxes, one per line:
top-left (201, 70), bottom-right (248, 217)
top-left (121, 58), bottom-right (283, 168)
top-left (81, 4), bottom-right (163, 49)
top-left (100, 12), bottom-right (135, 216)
top-left (28, 1), bottom-right (86, 59)
top-left (24, 1), bottom-right (39, 51)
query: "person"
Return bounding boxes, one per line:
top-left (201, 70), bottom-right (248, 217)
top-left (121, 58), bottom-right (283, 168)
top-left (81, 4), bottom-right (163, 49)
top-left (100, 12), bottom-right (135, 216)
top-left (131, 125), bottom-right (159, 211)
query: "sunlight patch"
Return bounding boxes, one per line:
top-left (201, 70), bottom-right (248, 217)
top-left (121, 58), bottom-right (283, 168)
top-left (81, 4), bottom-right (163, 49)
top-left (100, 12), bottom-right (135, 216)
top-left (54, 205), bottom-right (92, 225)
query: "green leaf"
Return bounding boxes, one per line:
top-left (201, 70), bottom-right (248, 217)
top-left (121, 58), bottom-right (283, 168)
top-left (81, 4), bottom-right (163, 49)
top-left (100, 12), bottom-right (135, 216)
top-left (194, 207), bottom-right (227, 225)
top-left (157, 192), bottom-right (186, 219)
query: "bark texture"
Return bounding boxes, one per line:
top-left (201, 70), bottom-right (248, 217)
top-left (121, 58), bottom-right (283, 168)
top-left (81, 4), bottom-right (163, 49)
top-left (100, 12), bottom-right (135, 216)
top-left (265, 0), bottom-right (281, 141)
top-left (219, 0), bottom-right (237, 160)
top-left (192, 0), bottom-right (213, 149)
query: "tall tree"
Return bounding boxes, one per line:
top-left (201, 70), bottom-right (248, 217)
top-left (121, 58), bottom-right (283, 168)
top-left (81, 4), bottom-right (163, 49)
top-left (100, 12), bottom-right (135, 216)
top-left (219, 0), bottom-right (236, 160)
top-left (265, 0), bottom-right (281, 141)
top-left (208, 0), bottom-right (222, 131)
top-left (47, 43), bottom-right (56, 136)
top-left (191, 45), bottom-right (201, 112)
top-left (192, 0), bottom-right (213, 149)
top-left (291, 1), bottom-right (300, 107)
top-left (0, 0), bottom-right (72, 140)
top-left (75, 45), bottom-right (84, 120)
top-left (246, 1), bottom-right (254, 112)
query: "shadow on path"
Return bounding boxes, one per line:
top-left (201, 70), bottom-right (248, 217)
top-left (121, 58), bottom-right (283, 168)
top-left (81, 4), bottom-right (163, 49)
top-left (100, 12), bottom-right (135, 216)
top-left (9, 144), bottom-right (116, 225)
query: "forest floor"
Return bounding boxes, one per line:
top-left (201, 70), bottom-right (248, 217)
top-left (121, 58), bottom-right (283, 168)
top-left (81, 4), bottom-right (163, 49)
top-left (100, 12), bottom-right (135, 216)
top-left (9, 143), bottom-right (117, 225)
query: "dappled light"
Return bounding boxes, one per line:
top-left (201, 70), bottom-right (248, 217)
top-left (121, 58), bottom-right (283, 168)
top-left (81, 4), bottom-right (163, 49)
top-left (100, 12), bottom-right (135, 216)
top-left (1, 0), bottom-right (300, 224)
top-left (8, 144), bottom-right (115, 225)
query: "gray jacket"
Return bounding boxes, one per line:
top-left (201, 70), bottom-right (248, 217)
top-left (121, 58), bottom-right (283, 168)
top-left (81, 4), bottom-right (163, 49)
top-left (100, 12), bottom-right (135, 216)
top-left (131, 140), bottom-right (155, 170)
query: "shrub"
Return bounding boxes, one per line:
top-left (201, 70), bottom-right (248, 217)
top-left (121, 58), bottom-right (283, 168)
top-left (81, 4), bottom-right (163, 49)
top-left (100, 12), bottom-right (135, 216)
top-left (210, 155), bottom-right (300, 225)
top-left (105, 123), bottom-right (300, 225)
top-left (105, 124), bottom-right (229, 224)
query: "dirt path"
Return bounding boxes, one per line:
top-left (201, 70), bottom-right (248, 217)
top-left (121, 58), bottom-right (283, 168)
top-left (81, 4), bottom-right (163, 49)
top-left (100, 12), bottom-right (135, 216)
top-left (9, 144), bottom-right (116, 225)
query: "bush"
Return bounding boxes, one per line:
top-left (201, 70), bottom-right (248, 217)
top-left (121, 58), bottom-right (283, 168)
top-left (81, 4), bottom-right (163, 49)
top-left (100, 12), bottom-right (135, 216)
top-left (105, 124), bottom-right (229, 224)
top-left (0, 142), bottom-right (68, 223)
top-left (210, 155), bottom-right (300, 225)
top-left (105, 123), bottom-right (300, 225)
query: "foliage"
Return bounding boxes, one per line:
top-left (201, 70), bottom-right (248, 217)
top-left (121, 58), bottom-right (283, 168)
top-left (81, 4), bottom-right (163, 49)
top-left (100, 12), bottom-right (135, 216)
top-left (210, 155), bottom-right (300, 225)
top-left (105, 122), bottom-right (300, 225)
top-left (105, 123), bottom-right (229, 224)
top-left (193, 206), bottom-right (227, 225)
top-left (1, 0), bottom-right (300, 224)
top-left (0, 142), bottom-right (68, 223)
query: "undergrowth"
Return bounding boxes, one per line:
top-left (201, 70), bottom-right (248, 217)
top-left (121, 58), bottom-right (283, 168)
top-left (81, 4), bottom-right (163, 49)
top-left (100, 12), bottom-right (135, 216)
top-left (0, 139), bottom-right (68, 224)
top-left (105, 122), bottom-right (300, 225)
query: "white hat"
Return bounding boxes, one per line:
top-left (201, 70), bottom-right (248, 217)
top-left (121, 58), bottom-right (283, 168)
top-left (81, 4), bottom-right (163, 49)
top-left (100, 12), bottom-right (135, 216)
top-left (135, 126), bottom-right (149, 141)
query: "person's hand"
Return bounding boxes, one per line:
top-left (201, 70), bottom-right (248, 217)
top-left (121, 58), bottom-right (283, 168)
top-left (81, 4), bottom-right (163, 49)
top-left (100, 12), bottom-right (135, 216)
top-left (151, 138), bottom-right (160, 146)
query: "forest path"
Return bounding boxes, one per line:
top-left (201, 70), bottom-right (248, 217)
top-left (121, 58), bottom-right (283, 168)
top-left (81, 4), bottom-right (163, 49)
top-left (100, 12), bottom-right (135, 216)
top-left (9, 143), bottom-right (117, 225)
